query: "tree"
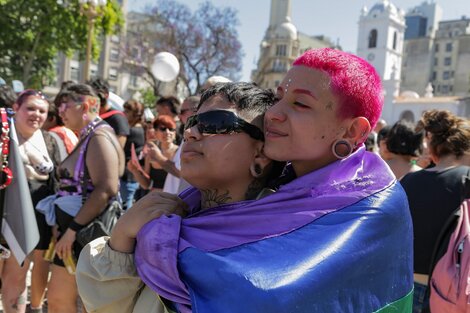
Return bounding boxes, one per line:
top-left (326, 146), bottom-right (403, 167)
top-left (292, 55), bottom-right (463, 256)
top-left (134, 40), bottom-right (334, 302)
top-left (0, 0), bottom-right (123, 89)
top-left (125, 0), bottom-right (243, 96)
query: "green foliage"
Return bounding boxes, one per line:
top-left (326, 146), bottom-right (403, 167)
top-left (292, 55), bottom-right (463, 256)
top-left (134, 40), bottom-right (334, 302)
top-left (139, 87), bottom-right (157, 108)
top-left (0, 0), bottom-right (124, 89)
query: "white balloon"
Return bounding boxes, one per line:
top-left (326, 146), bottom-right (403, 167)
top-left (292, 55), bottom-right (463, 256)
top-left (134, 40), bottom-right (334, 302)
top-left (151, 52), bottom-right (180, 82)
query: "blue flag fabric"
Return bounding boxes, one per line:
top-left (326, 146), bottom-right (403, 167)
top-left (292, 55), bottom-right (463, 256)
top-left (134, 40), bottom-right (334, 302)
top-left (135, 147), bottom-right (414, 313)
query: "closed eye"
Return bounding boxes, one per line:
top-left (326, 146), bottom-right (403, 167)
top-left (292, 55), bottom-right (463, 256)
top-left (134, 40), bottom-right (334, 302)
top-left (294, 101), bottom-right (310, 109)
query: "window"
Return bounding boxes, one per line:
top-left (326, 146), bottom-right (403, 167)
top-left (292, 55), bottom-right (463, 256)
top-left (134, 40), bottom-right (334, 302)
top-left (130, 74), bottom-right (138, 87)
top-left (434, 58), bottom-right (438, 66)
top-left (431, 71), bottom-right (437, 80)
top-left (393, 31), bottom-right (397, 50)
top-left (275, 45), bottom-right (287, 57)
top-left (131, 47), bottom-right (140, 59)
top-left (441, 85), bottom-right (449, 93)
top-left (446, 43), bottom-right (453, 52)
top-left (111, 35), bottom-right (120, 43)
top-left (443, 71), bottom-right (450, 80)
top-left (108, 68), bottom-right (118, 81)
top-left (70, 60), bottom-right (79, 82)
top-left (110, 48), bottom-right (119, 62)
top-left (368, 29), bottom-right (378, 48)
top-left (434, 43), bottom-right (439, 52)
top-left (90, 63), bottom-right (98, 79)
top-left (444, 57), bottom-right (451, 66)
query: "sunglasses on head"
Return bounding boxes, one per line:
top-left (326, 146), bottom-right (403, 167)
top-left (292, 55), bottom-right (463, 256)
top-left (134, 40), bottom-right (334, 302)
top-left (185, 110), bottom-right (264, 141)
top-left (17, 89), bottom-right (48, 105)
top-left (157, 126), bottom-right (176, 132)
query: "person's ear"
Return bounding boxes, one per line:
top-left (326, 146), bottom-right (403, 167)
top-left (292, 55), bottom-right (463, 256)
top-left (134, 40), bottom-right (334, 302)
top-left (12, 103), bottom-right (19, 112)
top-left (342, 116), bottom-right (371, 146)
top-left (250, 142), bottom-right (272, 178)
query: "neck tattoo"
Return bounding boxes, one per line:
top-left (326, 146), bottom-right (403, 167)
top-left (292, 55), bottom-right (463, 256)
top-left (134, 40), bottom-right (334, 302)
top-left (245, 178), bottom-right (265, 200)
top-left (200, 189), bottom-right (232, 209)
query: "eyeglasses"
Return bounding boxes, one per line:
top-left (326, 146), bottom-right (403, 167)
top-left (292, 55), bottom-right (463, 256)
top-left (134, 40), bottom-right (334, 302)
top-left (59, 101), bottom-right (81, 112)
top-left (185, 110), bottom-right (264, 141)
top-left (157, 126), bottom-right (176, 132)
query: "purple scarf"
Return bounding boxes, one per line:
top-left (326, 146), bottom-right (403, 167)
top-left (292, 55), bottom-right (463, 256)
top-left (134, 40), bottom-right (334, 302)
top-left (135, 147), bottom-right (395, 311)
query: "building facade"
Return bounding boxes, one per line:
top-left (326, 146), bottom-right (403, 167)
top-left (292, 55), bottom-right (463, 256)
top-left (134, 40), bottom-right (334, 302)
top-left (401, 2), bottom-right (470, 97)
top-left (251, 0), bottom-right (337, 89)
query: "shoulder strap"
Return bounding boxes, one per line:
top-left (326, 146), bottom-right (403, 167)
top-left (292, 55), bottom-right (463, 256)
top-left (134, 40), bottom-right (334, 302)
top-left (100, 110), bottom-right (125, 120)
top-left (74, 122), bottom-right (110, 198)
top-left (425, 171), bottom-right (470, 295)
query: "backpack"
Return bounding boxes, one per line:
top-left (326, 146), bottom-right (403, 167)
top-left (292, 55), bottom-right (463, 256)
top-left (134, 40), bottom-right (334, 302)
top-left (429, 198), bottom-right (470, 312)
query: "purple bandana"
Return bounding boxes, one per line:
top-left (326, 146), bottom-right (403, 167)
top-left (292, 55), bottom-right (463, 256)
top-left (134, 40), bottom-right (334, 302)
top-left (135, 147), bottom-right (395, 311)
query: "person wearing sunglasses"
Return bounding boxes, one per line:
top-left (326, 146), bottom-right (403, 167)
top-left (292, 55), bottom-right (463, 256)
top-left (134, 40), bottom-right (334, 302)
top-left (36, 84), bottom-right (125, 313)
top-left (145, 95), bottom-right (201, 195)
top-left (76, 82), bottom-right (280, 313)
top-left (127, 115), bottom-right (179, 194)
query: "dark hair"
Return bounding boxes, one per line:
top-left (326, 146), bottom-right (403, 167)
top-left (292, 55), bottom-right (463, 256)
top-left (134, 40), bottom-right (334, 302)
top-left (365, 133), bottom-right (376, 152)
top-left (45, 101), bottom-right (64, 126)
top-left (60, 83), bottom-right (97, 101)
top-left (60, 80), bottom-right (75, 91)
top-left (386, 120), bottom-right (423, 157)
top-left (123, 99), bottom-right (144, 114)
top-left (87, 77), bottom-right (109, 108)
top-left (153, 115), bottom-right (176, 130)
top-left (0, 85), bottom-right (17, 108)
top-left (156, 96), bottom-right (181, 115)
top-left (416, 110), bottom-right (470, 158)
top-left (377, 125), bottom-right (391, 143)
top-left (198, 82), bottom-right (276, 121)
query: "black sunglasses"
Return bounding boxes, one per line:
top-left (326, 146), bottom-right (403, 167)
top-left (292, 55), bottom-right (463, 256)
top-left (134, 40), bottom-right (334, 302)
top-left (157, 126), bottom-right (176, 132)
top-left (185, 110), bottom-right (264, 141)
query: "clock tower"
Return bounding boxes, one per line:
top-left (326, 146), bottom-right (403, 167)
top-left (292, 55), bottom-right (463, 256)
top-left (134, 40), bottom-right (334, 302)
top-left (357, 0), bottom-right (405, 81)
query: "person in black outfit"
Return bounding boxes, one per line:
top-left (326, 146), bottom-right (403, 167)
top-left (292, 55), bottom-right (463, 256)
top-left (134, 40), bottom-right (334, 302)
top-left (121, 99), bottom-right (145, 209)
top-left (400, 110), bottom-right (470, 313)
top-left (87, 78), bottom-right (129, 148)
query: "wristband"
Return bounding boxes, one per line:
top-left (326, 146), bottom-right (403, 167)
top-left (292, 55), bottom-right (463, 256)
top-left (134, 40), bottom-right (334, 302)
top-left (68, 220), bottom-right (85, 232)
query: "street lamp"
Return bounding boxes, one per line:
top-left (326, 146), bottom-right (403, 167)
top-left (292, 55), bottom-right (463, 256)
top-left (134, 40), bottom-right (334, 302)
top-left (79, 0), bottom-right (107, 82)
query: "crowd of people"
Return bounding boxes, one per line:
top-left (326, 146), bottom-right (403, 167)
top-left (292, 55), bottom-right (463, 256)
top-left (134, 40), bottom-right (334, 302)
top-left (0, 47), bottom-right (468, 313)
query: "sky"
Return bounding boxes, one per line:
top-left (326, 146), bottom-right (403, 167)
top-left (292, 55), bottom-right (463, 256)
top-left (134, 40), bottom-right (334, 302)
top-left (131, 0), bottom-right (470, 81)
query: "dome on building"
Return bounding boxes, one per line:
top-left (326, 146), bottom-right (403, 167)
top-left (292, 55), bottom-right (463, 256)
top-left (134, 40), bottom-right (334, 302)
top-left (400, 90), bottom-right (420, 99)
top-left (368, 0), bottom-right (398, 17)
top-left (276, 16), bottom-right (297, 40)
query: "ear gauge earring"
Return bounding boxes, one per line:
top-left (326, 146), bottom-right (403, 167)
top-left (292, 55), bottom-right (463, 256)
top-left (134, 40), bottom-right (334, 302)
top-left (254, 164), bottom-right (263, 177)
top-left (332, 139), bottom-right (353, 159)
top-left (82, 114), bottom-right (88, 121)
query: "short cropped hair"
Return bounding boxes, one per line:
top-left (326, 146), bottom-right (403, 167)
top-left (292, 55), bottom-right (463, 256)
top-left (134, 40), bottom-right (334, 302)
top-left (293, 48), bottom-right (383, 129)
top-left (198, 82), bottom-right (276, 122)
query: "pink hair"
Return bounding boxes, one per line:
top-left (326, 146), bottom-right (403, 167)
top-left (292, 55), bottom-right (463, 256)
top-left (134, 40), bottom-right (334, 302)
top-left (293, 48), bottom-right (383, 129)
